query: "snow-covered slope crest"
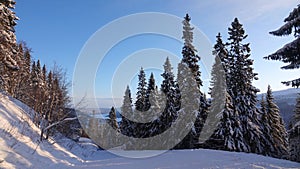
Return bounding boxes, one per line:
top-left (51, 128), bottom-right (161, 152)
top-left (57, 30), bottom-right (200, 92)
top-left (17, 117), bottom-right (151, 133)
top-left (0, 92), bottom-right (96, 169)
top-left (0, 92), bottom-right (300, 169)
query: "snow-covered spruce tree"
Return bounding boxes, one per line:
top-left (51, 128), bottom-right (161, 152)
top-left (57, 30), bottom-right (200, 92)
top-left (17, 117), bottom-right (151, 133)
top-left (265, 85), bottom-right (289, 158)
top-left (210, 33), bottom-right (228, 102)
top-left (289, 94), bottom-right (300, 129)
top-left (29, 61), bottom-right (51, 122)
top-left (180, 14), bottom-right (208, 146)
top-left (134, 67), bottom-right (152, 138)
top-left (135, 67), bottom-right (147, 112)
top-left (205, 92), bottom-right (244, 152)
top-left (202, 33), bottom-right (229, 149)
top-left (227, 18), bottom-right (265, 154)
top-left (49, 78), bottom-right (62, 122)
top-left (260, 94), bottom-right (276, 156)
top-left (212, 33), bottom-right (228, 77)
top-left (6, 43), bottom-right (19, 95)
top-left (29, 60), bottom-right (43, 124)
top-left (145, 72), bottom-right (156, 111)
top-left (107, 106), bottom-right (119, 131)
top-left (264, 4), bottom-right (300, 88)
top-left (6, 43), bottom-right (24, 97)
top-left (39, 65), bottom-right (48, 116)
top-left (45, 71), bottom-right (53, 121)
top-left (175, 61), bottom-right (200, 149)
top-left (14, 44), bottom-right (32, 103)
top-left (147, 86), bottom-right (161, 128)
top-left (182, 14), bottom-right (202, 87)
top-left (138, 86), bottom-right (163, 148)
top-left (142, 73), bottom-right (162, 138)
top-left (0, 0), bottom-right (19, 91)
top-left (289, 94), bottom-right (300, 162)
top-left (106, 106), bottom-right (120, 148)
top-left (120, 85), bottom-right (134, 137)
top-left (42, 65), bottom-right (47, 86)
top-left (158, 57), bottom-right (178, 137)
top-left (206, 33), bottom-right (227, 137)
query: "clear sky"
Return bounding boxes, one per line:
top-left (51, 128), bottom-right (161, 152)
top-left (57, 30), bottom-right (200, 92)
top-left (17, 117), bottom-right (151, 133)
top-left (14, 0), bottom-right (299, 107)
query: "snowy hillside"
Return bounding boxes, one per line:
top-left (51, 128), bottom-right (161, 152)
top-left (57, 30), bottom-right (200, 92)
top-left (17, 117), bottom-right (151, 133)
top-left (0, 93), bottom-right (98, 168)
top-left (0, 92), bottom-right (300, 168)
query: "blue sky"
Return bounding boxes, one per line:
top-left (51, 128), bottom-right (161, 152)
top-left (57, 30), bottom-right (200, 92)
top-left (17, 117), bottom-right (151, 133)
top-left (15, 0), bottom-right (299, 107)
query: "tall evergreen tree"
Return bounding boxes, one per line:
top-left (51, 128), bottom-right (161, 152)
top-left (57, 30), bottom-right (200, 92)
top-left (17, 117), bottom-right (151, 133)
top-left (142, 86), bottom-right (162, 139)
top-left (105, 106), bottom-right (120, 148)
top-left (260, 94), bottom-right (266, 113)
top-left (175, 61), bottom-right (200, 149)
top-left (145, 73), bottom-right (156, 111)
top-left (39, 64), bottom-right (48, 116)
top-left (30, 60), bottom-right (42, 89)
top-left (227, 18), bottom-right (264, 154)
top-left (201, 33), bottom-right (228, 146)
top-left (180, 14), bottom-right (209, 146)
top-left (213, 33), bottom-right (228, 63)
top-left (260, 94), bottom-right (275, 157)
top-left (207, 33), bottom-right (227, 135)
top-left (289, 93), bottom-right (300, 162)
top-left (181, 14), bottom-right (202, 88)
top-left (159, 57), bottom-right (178, 136)
top-left (0, 0), bottom-right (19, 91)
top-left (107, 106), bottom-right (119, 130)
top-left (289, 94), bottom-right (300, 129)
top-left (7, 43), bottom-right (23, 97)
top-left (14, 44), bottom-right (32, 102)
top-left (265, 85), bottom-right (289, 158)
top-left (264, 4), bottom-right (300, 88)
top-left (205, 92), bottom-right (243, 151)
top-left (120, 86), bottom-right (134, 137)
top-left (212, 33), bottom-right (228, 81)
top-left (42, 65), bottom-right (47, 85)
top-left (29, 60), bottom-right (45, 121)
top-left (45, 71), bottom-right (53, 121)
top-left (148, 86), bottom-right (161, 122)
top-left (135, 67), bottom-right (147, 112)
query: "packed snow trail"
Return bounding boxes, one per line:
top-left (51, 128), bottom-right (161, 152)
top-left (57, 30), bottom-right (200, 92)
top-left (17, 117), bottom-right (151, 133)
top-left (0, 92), bottom-right (299, 168)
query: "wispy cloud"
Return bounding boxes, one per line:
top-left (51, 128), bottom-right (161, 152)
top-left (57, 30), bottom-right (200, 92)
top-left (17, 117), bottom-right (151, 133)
top-left (178, 0), bottom-right (299, 22)
top-left (235, 0), bottom-right (299, 21)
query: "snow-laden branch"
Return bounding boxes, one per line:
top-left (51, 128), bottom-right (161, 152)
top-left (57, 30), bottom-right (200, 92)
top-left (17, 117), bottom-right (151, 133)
top-left (43, 117), bottom-right (78, 132)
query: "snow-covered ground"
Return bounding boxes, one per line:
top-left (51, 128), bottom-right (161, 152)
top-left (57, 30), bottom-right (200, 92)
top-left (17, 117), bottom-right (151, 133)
top-left (0, 92), bottom-right (300, 169)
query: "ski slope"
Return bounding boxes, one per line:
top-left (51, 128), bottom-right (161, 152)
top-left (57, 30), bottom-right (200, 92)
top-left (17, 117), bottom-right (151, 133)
top-left (0, 92), bottom-right (299, 169)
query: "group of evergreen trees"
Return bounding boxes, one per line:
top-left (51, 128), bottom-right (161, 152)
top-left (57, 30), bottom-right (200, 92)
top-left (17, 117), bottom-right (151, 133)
top-left (264, 4), bottom-right (300, 162)
top-left (104, 14), bottom-right (292, 159)
top-left (106, 14), bottom-right (208, 150)
top-left (205, 18), bottom-right (289, 158)
top-left (0, 0), bottom-right (71, 139)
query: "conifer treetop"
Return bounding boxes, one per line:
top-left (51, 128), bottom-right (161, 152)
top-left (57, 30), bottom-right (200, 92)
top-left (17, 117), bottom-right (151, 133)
top-left (182, 13), bottom-right (196, 52)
